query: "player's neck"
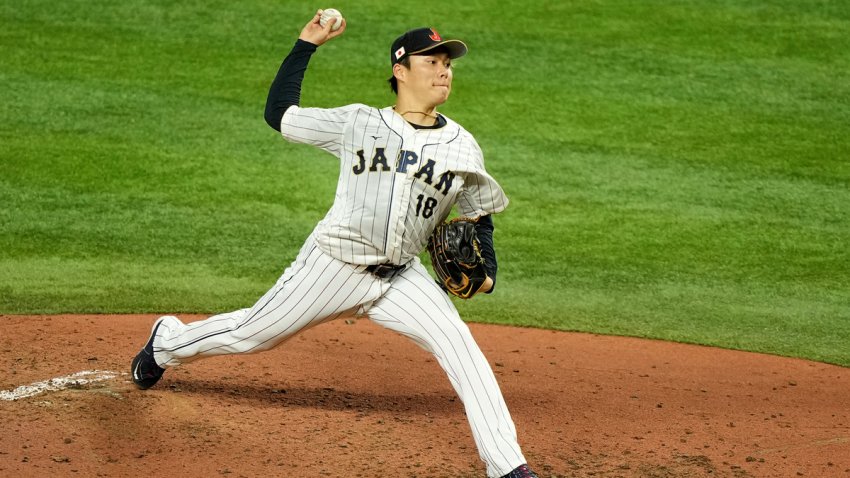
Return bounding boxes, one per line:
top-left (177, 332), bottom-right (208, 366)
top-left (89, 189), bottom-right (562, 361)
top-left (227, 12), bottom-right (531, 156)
top-left (393, 96), bottom-right (439, 127)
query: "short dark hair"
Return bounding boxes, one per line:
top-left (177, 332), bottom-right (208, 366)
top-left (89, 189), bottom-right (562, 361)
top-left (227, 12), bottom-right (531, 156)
top-left (388, 56), bottom-right (411, 94)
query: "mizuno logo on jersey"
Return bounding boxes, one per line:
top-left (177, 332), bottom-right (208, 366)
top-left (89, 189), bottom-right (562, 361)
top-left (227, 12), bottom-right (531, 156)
top-left (354, 149), bottom-right (455, 195)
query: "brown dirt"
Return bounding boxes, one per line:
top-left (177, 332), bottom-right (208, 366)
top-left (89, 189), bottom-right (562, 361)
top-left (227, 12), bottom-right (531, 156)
top-left (1, 314), bottom-right (848, 478)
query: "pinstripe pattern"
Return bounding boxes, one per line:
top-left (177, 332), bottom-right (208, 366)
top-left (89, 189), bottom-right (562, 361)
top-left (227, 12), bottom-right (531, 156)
top-left (152, 249), bottom-right (526, 476)
top-left (153, 237), bottom-right (386, 366)
top-left (367, 259), bottom-right (526, 477)
top-left (146, 99), bottom-right (524, 477)
top-left (280, 104), bottom-right (508, 266)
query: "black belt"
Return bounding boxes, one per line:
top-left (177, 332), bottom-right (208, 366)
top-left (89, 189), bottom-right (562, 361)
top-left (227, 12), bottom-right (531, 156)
top-left (365, 263), bottom-right (407, 280)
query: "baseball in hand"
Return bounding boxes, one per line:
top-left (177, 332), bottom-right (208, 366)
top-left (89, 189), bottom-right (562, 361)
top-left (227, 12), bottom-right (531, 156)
top-left (319, 8), bottom-right (343, 31)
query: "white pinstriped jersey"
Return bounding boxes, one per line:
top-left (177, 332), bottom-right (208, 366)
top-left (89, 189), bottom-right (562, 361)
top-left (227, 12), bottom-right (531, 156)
top-left (280, 104), bottom-right (508, 266)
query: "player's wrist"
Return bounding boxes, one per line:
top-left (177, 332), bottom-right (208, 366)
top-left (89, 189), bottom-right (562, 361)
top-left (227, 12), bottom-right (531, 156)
top-left (294, 38), bottom-right (319, 50)
top-left (479, 276), bottom-right (494, 294)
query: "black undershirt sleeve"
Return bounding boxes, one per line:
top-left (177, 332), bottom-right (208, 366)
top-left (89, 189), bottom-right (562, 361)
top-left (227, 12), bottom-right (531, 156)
top-left (264, 39), bottom-right (318, 132)
top-left (475, 215), bottom-right (499, 294)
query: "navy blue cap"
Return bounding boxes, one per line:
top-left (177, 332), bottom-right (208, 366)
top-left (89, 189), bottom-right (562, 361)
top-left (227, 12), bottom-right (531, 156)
top-left (390, 27), bottom-right (468, 65)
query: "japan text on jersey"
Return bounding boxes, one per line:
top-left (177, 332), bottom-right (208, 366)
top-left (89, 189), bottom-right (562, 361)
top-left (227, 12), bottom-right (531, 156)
top-left (280, 104), bottom-right (508, 266)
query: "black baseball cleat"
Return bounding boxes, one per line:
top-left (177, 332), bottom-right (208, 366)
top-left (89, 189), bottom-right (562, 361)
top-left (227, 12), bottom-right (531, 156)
top-left (499, 464), bottom-right (539, 478)
top-left (131, 318), bottom-right (166, 389)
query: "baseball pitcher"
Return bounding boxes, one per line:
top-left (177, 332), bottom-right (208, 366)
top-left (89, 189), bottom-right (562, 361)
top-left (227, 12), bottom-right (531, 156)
top-left (130, 9), bottom-right (538, 478)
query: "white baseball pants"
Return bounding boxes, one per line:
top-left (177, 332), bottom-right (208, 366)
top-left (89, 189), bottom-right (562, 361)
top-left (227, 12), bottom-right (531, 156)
top-left (150, 236), bottom-right (527, 477)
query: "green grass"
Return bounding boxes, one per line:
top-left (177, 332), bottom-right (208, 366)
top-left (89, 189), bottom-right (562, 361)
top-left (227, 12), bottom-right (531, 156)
top-left (2, 0), bottom-right (849, 365)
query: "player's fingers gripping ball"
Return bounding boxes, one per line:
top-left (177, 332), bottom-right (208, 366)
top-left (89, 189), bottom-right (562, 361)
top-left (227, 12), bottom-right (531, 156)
top-left (427, 218), bottom-right (489, 299)
top-left (319, 8), bottom-right (344, 31)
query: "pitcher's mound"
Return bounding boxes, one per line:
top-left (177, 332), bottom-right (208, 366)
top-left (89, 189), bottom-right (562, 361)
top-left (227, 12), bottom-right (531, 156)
top-left (1, 314), bottom-right (848, 477)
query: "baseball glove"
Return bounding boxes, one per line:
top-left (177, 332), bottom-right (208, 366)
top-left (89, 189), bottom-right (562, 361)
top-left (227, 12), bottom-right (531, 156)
top-left (427, 217), bottom-right (488, 299)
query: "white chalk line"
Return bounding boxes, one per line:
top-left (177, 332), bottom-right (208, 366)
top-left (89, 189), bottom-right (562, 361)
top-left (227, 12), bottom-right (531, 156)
top-left (0, 370), bottom-right (122, 401)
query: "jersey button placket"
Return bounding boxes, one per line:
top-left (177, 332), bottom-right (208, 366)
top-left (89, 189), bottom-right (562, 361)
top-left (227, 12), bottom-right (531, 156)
top-left (383, 149), bottom-right (407, 263)
top-left (390, 175), bottom-right (413, 260)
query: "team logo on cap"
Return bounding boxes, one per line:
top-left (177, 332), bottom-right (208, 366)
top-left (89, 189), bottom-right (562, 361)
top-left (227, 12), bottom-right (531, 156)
top-left (429, 28), bottom-right (441, 41)
top-left (395, 46), bottom-right (406, 60)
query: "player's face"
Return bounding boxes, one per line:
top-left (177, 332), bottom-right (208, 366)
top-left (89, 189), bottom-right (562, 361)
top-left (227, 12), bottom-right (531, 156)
top-left (405, 52), bottom-right (453, 106)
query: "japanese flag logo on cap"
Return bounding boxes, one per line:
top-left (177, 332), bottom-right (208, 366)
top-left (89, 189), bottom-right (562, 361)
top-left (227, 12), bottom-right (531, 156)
top-left (395, 46), bottom-right (406, 60)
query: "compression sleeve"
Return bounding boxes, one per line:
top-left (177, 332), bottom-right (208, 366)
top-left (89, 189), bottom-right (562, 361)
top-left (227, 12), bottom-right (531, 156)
top-left (264, 39), bottom-right (318, 132)
top-left (475, 215), bottom-right (498, 294)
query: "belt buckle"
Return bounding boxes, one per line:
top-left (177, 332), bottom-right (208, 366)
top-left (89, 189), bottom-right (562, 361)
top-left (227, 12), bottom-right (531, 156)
top-left (385, 265), bottom-right (404, 280)
top-left (370, 264), bottom-right (404, 280)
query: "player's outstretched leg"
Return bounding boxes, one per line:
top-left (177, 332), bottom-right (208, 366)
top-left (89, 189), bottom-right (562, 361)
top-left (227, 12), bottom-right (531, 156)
top-left (130, 238), bottom-right (385, 385)
top-left (366, 259), bottom-right (535, 478)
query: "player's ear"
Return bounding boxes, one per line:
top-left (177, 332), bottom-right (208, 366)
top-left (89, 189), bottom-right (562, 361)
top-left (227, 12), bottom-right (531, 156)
top-left (392, 62), bottom-right (407, 83)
